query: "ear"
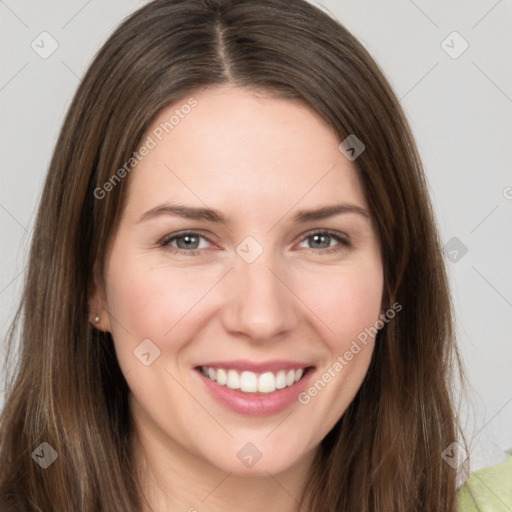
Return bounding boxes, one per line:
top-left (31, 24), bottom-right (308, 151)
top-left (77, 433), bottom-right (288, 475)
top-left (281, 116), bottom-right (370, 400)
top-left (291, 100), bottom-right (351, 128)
top-left (88, 261), bottom-right (112, 333)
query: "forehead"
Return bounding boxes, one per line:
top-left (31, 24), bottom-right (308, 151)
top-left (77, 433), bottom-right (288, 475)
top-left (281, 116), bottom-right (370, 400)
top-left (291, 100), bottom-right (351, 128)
top-left (124, 86), bottom-right (367, 218)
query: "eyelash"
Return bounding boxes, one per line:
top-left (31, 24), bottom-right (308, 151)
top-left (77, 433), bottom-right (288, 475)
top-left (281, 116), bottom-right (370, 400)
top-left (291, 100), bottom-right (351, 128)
top-left (158, 230), bottom-right (351, 257)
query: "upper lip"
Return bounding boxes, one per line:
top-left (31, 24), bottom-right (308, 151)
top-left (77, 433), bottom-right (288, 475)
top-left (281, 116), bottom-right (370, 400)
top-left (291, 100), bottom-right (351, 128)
top-left (195, 360), bottom-right (315, 373)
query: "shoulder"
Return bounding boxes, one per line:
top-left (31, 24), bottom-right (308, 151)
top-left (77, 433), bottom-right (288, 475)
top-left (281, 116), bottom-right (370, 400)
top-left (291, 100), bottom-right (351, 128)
top-left (457, 452), bottom-right (512, 511)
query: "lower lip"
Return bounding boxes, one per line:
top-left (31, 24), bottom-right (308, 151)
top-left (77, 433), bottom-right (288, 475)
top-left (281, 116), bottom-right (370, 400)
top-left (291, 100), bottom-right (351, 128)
top-left (195, 367), bottom-right (315, 417)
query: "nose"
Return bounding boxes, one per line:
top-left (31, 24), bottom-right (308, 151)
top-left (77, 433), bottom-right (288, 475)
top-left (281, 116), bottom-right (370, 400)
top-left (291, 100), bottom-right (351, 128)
top-left (220, 251), bottom-right (298, 344)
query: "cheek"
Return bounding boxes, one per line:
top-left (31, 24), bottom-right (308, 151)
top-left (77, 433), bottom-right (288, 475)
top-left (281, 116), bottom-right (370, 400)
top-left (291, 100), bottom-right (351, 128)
top-left (299, 259), bottom-right (383, 347)
top-left (103, 257), bottom-right (218, 386)
top-left (105, 256), bottom-right (213, 339)
top-left (294, 263), bottom-right (383, 431)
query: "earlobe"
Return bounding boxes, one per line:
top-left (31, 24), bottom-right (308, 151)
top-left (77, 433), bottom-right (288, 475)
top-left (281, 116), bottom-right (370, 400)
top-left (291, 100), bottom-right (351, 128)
top-left (89, 310), bottom-right (102, 329)
top-left (89, 311), bottom-right (111, 332)
top-left (88, 262), bottom-right (112, 333)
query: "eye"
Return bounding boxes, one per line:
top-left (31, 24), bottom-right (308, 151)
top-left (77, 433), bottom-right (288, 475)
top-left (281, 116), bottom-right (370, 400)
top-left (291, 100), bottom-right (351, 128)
top-left (159, 231), bottom-right (213, 256)
top-left (158, 229), bottom-right (351, 257)
top-left (297, 230), bottom-right (351, 255)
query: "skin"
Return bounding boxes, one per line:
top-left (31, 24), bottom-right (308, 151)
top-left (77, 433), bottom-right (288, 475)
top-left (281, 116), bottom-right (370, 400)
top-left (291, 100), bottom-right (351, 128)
top-left (90, 85), bottom-right (384, 512)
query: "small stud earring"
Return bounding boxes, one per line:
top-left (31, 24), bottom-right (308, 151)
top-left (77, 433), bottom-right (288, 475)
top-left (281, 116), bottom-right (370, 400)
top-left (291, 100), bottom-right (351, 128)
top-left (94, 314), bottom-right (100, 323)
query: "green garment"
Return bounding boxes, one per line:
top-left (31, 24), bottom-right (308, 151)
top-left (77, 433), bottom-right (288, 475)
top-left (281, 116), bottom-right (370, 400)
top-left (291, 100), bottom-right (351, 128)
top-left (457, 453), bottom-right (512, 511)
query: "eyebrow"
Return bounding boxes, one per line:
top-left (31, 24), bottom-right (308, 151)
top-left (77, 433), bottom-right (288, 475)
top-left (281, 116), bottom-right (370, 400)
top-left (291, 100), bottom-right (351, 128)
top-left (137, 202), bottom-right (370, 224)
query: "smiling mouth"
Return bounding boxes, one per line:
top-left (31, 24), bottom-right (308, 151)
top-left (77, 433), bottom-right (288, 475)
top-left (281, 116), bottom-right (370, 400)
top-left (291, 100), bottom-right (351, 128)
top-left (196, 365), bottom-right (313, 394)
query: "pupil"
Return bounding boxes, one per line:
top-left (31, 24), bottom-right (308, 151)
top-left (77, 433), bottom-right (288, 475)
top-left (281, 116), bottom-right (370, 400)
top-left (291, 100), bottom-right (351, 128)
top-left (311, 234), bottom-right (329, 248)
top-left (178, 235), bottom-right (198, 249)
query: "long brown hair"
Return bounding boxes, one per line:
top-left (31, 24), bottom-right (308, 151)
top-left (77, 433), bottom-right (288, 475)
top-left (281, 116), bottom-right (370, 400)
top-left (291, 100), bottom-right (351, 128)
top-left (0, 0), bottom-right (468, 510)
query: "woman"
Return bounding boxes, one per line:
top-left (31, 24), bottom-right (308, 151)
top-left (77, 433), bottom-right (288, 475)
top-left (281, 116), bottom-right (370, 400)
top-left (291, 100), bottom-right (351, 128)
top-left (1, 0), bottom-right (502, 510)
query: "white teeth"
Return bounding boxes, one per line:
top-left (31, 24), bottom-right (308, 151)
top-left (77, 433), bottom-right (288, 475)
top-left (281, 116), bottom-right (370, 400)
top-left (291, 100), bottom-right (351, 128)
top-left (240, 371), bottom-right (258, 392)
top-left (275, 370), bottom-right (287, 390)
top-left (258, 372), bottom-right (276, 393)
top-left (216, 368), bottom-right (227, 386)
top-left (227, 369), bottom-right (240, 389)
top-left (200, 366), bottom-right (308, 394)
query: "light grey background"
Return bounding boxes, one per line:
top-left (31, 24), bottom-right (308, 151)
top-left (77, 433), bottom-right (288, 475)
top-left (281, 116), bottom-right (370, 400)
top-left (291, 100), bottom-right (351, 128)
top-left (1, 0), bottom-right (511, 473)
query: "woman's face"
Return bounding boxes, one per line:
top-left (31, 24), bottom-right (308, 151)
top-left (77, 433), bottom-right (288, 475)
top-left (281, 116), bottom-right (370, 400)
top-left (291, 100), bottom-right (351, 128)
top-left (92, 85), bottom-right (384, 476)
